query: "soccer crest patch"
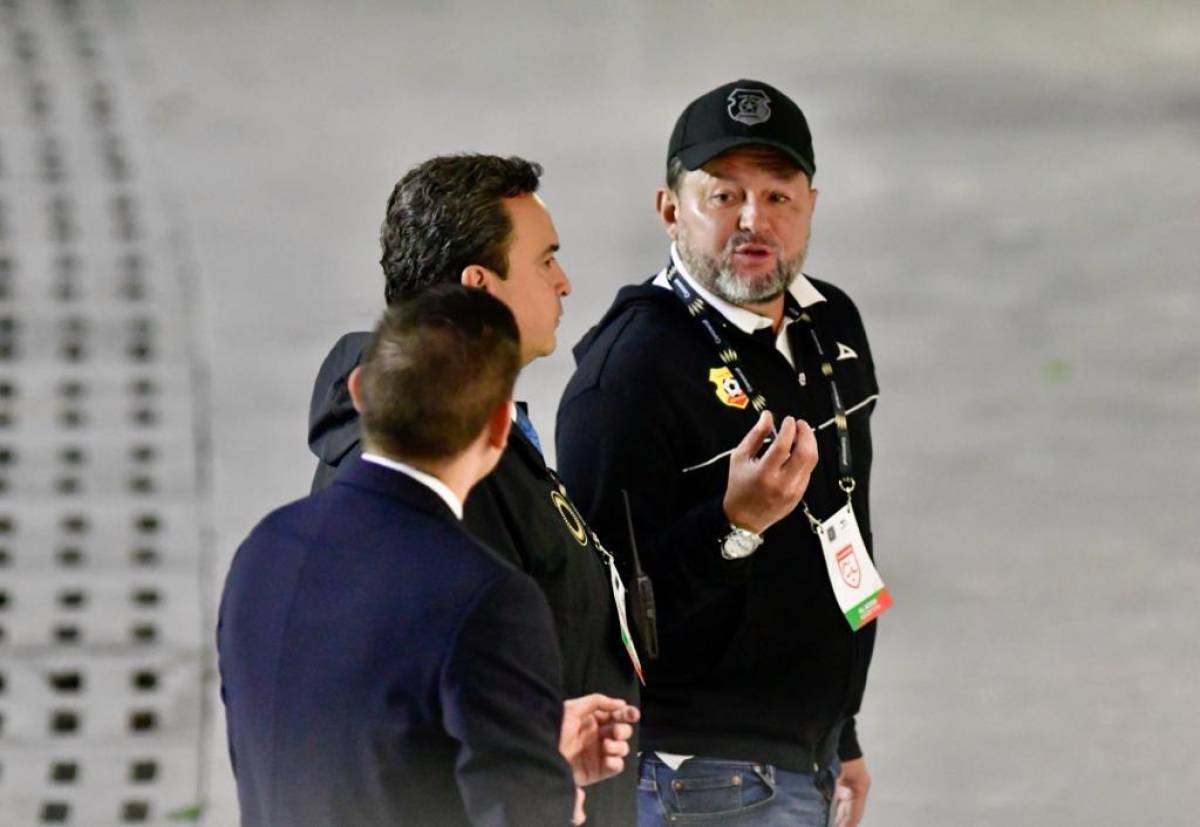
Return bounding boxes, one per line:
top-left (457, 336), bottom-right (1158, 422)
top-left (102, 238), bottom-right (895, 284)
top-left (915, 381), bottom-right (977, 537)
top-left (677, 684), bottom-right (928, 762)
top-left (709, 367), bottom-right (749, 410)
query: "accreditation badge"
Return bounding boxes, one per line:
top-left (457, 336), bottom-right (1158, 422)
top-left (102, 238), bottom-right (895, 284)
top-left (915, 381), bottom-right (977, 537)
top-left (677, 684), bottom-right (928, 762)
top-left (816, 502), bottom-right (892, 631)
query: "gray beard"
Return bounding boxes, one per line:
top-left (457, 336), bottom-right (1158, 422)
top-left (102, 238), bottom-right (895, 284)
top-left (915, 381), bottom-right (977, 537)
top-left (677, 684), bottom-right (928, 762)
top-left (676, 229), bottom-right (807, 305)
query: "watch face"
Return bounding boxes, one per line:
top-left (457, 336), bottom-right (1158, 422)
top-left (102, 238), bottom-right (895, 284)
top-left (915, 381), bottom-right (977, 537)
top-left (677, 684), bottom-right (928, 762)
top-left (721, 527), bottom-right (763, 560)
top-left (722, 533), bottom-right (753, 559)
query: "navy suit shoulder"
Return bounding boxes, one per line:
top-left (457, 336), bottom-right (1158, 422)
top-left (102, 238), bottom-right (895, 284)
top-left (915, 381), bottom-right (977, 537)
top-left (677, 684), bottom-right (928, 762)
top-left (218, 459), bottom-right (575, 826)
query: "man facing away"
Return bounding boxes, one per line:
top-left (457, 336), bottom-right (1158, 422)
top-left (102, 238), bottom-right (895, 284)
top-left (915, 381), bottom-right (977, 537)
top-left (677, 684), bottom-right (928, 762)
top-left (220, 286), bottom-right (636, 826)
top-left (308, 155), bottom-right (642, 825)
top-left (557, 80), bottom-right (884, 826)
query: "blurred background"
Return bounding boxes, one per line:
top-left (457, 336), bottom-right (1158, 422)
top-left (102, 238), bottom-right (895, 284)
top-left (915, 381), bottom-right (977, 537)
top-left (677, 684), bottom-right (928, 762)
top-left (0, 0), bottom-right (1196, 824)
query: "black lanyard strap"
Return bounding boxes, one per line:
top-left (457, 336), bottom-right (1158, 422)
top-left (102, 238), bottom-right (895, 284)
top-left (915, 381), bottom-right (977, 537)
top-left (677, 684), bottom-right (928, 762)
top-left (665, 263), bottom-right (856, 502)
top-left (667, 267), bottom-right (768, 413)
top-left (794, 310), bottom-right (855, 494)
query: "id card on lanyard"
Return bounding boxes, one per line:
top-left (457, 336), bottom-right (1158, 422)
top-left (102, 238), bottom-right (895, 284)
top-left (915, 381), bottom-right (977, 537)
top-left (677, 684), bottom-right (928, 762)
top-left (666, 264), bottom-right (892, 631)
top-left (815, 502), bottom-right (892, 631)
top-left (594, 537), bottom-right (646, 685)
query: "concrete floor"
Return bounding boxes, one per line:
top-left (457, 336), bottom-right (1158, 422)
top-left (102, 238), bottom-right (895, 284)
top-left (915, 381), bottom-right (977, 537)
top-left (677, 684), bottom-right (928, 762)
top-left (3, 0), bottom-right (1198, 823)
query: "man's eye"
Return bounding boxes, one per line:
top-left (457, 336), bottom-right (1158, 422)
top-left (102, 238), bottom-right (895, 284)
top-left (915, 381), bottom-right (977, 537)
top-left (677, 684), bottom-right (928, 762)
top-left (711, 192), bottom-right (733, 204)
top-left (769, 192), bottom-right (791, 204)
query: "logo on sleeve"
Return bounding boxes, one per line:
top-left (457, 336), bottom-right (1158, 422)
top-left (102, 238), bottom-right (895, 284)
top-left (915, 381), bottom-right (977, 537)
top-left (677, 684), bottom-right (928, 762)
top-left (709, 367), bottom-right (749, 409)
top-left (727, 88), bottom-right (772, 126)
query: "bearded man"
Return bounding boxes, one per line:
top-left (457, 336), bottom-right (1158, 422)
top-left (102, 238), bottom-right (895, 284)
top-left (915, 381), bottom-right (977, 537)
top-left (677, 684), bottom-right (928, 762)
top-left (557, 80), bottom-right (885, 827)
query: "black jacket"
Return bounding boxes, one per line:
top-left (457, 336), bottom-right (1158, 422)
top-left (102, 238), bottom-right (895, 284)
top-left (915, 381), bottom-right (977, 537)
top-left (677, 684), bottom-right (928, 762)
top-left (556, 276), bottom-right (880, 772)
top-left (309, 333), bottom-right (640, 826)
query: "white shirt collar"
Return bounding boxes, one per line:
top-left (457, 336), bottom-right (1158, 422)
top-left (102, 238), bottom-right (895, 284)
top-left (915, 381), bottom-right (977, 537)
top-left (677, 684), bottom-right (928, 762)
top-left (361, 453), bottom-right (464, 520)
top-left (655, 243), bottom-right (826, 335)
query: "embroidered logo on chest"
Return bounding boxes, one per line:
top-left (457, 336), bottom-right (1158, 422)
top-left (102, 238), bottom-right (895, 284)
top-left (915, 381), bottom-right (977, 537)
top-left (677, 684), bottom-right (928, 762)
top-left (708, 367), bottom-right (749, 410)
top-left (551, 490), bottom-right (589, 546)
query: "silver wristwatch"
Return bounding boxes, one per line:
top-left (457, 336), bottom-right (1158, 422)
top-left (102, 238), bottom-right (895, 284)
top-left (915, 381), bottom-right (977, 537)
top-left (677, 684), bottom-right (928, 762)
top-left (720, 525), bottom-right (764, 560)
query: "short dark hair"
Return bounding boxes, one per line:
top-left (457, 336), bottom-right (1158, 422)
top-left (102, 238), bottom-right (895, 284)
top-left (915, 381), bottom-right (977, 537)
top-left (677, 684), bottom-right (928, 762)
top-left (380, 154), bottom-right (543, 305)
top-left (357, 285), bottom-right (521, 461)
top-left (665, 155), bottom-right (687, 194)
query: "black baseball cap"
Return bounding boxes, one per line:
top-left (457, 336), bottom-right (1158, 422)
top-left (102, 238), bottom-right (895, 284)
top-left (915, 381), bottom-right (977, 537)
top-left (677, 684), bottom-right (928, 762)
top-left (667, 79), bottom-right (815, 179)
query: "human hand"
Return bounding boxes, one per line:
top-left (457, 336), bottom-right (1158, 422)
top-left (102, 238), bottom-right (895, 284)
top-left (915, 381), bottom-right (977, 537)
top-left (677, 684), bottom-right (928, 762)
top-left (559, 693), bottom-right (639, 787)
top-left (723, 410), bottom-right (818, 534)
top-left (833, 757), bottom-right (870, 827)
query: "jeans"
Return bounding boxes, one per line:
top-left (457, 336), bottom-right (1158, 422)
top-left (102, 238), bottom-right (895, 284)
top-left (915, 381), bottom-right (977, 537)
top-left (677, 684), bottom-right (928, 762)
top-left (637, 753), bottom-right (835, 826)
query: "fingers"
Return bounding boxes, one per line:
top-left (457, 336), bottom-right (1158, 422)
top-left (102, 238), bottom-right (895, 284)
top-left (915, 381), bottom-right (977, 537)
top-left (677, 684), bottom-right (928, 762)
top-left (846, 782), bottom-right (867, 827)
top-left (599, 734), bottom-right (630, 778)
top-left (733, 410), bottom-right (774, 460)
top-left (600, 733), bottom-right (631, 758)
top-left (724, 412), bottom-right (812, 534)
top-left (834, 760), bottom-right (869, 827)
top-left (598, 722), bottom-right (634, 745)
top-left (758, 414), bottom-right (797, 469)
top-left (602, 754), bottom-right (625, 776)
top-left (564, 693), bottom-right (630, 715)
top-left (779, 418), bottom-right (817, 477)
top-left (591, 705), bottom-right (640, 727)
top-left (846, 795), bottom-right (866, 827)
top-left (566, 695), bottom-right (639, 732)
top-left (610, 705), bottom-right (640, 724)
top-left (833, 786), bottom-right (852, 827)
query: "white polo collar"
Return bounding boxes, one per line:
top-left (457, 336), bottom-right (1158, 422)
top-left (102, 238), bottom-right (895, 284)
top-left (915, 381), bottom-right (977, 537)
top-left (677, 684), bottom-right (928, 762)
top-left (361, 452), bottom-right (463, 520)
top-left (653, 244), bottom-right (825, 335)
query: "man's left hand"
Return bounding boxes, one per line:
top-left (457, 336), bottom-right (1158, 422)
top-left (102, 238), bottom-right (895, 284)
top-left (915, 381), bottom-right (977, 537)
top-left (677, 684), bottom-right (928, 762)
top-left (834, 757), bottom-right (870, 826)
top-left (559, 694), bottom-right (640, 787)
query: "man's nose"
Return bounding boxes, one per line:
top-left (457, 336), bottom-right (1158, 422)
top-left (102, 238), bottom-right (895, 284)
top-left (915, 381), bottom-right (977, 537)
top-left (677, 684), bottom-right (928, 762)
top-left (555, 263), bottom-right (572, 296)
top-left (737, 198), bottom-right (767, 234)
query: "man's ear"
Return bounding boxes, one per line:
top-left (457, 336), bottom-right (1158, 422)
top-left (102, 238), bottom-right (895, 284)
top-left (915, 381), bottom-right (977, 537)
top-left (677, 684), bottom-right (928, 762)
top-left (485, 400), bottom-right (513, 450)
top-left (655, 187), bottom-right (678, 240)
top-left (347, 365), bottom-right (365, 414)
top-left (461, 265), bottom-right (492, 291)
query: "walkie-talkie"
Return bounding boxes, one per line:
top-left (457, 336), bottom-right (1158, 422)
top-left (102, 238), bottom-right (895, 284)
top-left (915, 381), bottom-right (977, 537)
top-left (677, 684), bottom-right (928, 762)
top-left (621, 489), bottom-right (659, 661)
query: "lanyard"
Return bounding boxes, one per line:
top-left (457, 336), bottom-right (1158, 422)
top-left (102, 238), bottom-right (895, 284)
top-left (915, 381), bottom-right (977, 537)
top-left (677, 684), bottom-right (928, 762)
top-left (665, 264), bottom-right (856, 522)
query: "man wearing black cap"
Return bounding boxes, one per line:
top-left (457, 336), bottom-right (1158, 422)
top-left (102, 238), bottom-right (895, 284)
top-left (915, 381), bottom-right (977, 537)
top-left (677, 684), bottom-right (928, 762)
top-left (557, 80), bottom-right (884, 826)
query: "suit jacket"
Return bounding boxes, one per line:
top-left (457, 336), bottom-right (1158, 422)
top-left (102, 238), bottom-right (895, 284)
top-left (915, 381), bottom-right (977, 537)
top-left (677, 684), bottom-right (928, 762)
top-left (308, 333), bottom-right (640, 826)
top-left (218, 457), bottom-right (576, 826)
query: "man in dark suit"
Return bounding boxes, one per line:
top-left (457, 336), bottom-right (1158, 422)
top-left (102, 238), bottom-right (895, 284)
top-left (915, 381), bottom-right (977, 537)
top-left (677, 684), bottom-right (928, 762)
top-left (219, 286), bottom-right (636, 826)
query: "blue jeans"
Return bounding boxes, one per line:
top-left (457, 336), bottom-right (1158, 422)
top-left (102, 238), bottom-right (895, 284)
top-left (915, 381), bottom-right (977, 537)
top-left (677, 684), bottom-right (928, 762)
top-left (637, 753), bottom-right (835, 826)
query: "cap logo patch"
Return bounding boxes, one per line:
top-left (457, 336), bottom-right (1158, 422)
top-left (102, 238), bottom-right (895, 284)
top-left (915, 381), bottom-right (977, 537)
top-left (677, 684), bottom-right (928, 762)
top-left (727, 88), bottom-right (772, 126)
top-left (709, 367), bottom-right (750, 409)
